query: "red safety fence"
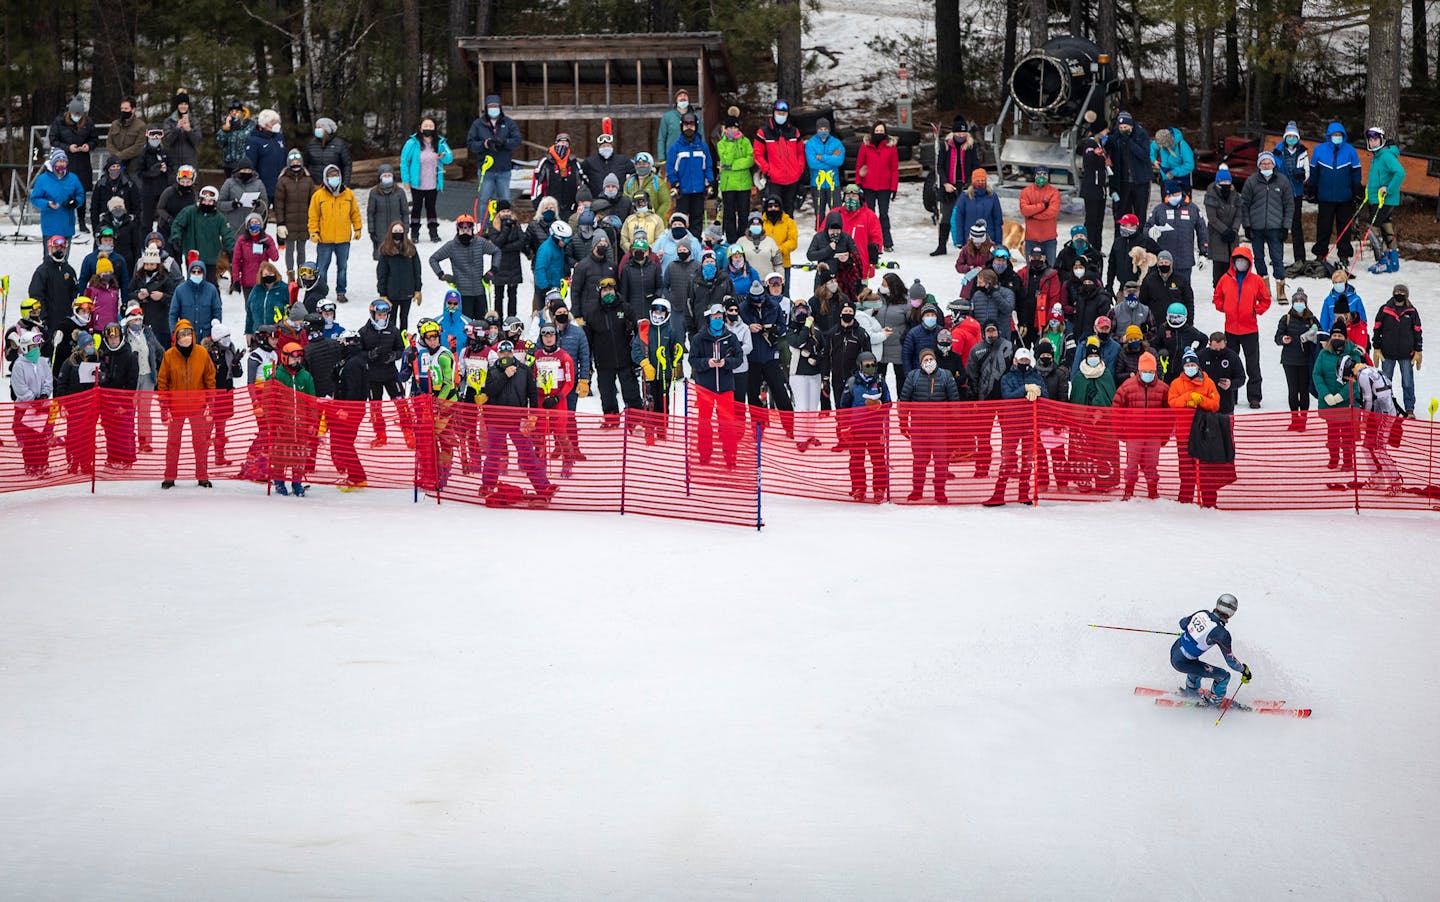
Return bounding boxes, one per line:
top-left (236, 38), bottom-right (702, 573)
top-left (3, 385), bottom-right (1437, 521)
top-left (0, 386), bottom-right (762, 528)
top-left (689, 385), bottom-right (1440, 513)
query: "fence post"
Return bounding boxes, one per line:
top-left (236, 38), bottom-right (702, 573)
top-left (1030, 398), bottom-right (1040, 505)
top-left (1350, 405), bottom-right (1361, 514)
top-left (882, 402), bottom-right (891, 503)
top-left (433, 398), bottom-right (442, 506)
top-left (620, 407), bottom-right (629, 516)
top-left (755, 420), bottom-right (764, 530)
top-left (684, 381), bottom-right (691, 497)
top-left (90, 392), bottom-right (99, 494)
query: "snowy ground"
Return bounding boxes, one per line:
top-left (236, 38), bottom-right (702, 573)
top-left (1, 484), bottom-right (1437, 899)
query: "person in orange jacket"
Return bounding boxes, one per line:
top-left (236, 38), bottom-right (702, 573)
top-left (1112, 351), bottom-right (1171, 499)
top-left (1212, 245), bottom-right (1271, 408)
top-left (1166, 346), bottom-right (1220, 504)
top-left (156, 317), bottom-right (218, 489)
top-left (1018, 167), bottom-right (1062, 264)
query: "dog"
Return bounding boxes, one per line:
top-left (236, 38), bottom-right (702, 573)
top-left (1002, 220), bottom-right (1027, 256)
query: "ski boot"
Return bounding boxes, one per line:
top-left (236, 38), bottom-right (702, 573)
top-left (291, 482), bottom-right (307, 497)
top-left (272, 480), bottom-right (289, 496)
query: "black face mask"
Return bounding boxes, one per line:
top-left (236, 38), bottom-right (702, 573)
top-left (1158, 265), bottom-right (1172, 276)
top-left (1330, 339), bottom-right (1345, 350)
top-left (725, 312), bottom-right (739, 323)
top-left (839, 314), bottom-right (854, 324)
top-left (457, 233), bottom-right (473, 245)
top-left (262, 274), bottom-right (277, 285)
top-left (421, 129), bottom-right (435, 138)
top-left (391, 232), bottom-right (404, 241)
top-left (677, 251), bottom-right (691, 262)
top-left (593, 246), bottom-right (607, 259)
top-left (766, 209), bottom-right (781, 222)
top-left (1040, 355), bottom-right (1055, 365)
top-left (555, 313), bottom-right (570, 325)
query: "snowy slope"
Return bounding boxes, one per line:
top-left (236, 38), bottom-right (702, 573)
top-left (1, 485), bottom-right (1437, 899)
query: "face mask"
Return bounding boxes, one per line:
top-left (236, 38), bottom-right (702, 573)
top-left (128, 320), bottom-right (142, 333)
top-left (247, 223), bottom-right (262, 235)
top-left (1330, 339), bottom-right (1345, 351)
top-left (289, 160), bottom-right (302, 170)
top-left (599, 146), bottom-right (613, 159)
top-left (120, 110), bottom-right (132, 121)
top-left (1086, 355), bottom-right (1100, 366)
top-left (542, 210), bottom-right (556, 223)
top-left (636, 163), bottom-right (651, 177)
top-left (1140, 371), bottom-right (1156, 384)
top-left (1127, 341), bottom-right (1142, 352)
top-left (635, 201), bottom-right (649, 212)
top-left (457, 233), bottom-right (474, 246)
top-left (920, 359), bottom-right (937, 374)
top-left (1260, 168), bottom-right (1274, 179)
top-left (677, 249), bottom-right (691, 262)
top-left (1292, 302), bottom-right (1307, 313)
top-left (1331, 134), bottom-right (1343, 145)
top-left (1184, 364), bottom-right (1199, 378)
top-left (746, 224), bottom-right (763, 238)
top-left (55, 165), bottom-right (68, 178)
top-left (147, 137), bottom-right (160, 148)
top-left (1158, 265), bottom-right (1172, 276)
top-left (51, 250), bottom-right (65, 261)
top-left (1048, 319), bottom-right (1062, 330)
top-left (839, 314), bottom-right (854, 325)
top-left (23, 347), bottom-right (40, 363)
top-left (380, 174), bottom-right (393, 187)
top-left (1039, 355), bottom-right (1054, 366)
top-left (314, 128), bottom-right (326, 140)
top-left (1035, 175), bottom-right (1048, 187)
top-left (262, 274), bottom-right (277, 285)
top-left (826, 281), bottom-right (838, 294)
top-left (676, 100), bottom-right (690, 112)
top-left (1125, 295), bottom-right (1139, 307)
top-left (1072, 268), bottom-right (1086, 280)
top-left (860, 365), bottom-right (876, 377)
top-left (1074, 239), bottom-right (1088, 253)
top-left (604, 187), bottom-right (618, 199)
top-left (189, 272), bottom-right (204, 285)
top-left (601, 292), bottom-right (617, 307)
top-left (985, 334), bottom-right (998, 345)
top-left (100, 242), bottom-right (115, 253)
top-left (1120, 226), bottom-right (1136, 238)
top-left (421, 129), bottom-right (436, 138)
top-left (322, 313), bottom-right (335, 326)
top-left (774, 112), bottom-right (788, 125)
top-left (1394, 296), bottom-right (1407, 307)
top-left (1167, 315), bottom-right (1185, 327)
top-left (1219, 185), bottom-right (1232, 197)
top-left (922, 315), bottom-right (937, 328)
top-left (392, 231), bottom-right (404, 241)
top-left (76, 310), bottom-right (92, 324)
top-left (1167, 195), bottom-right (1183, 207)
top-left (994, 261), bottom-right (1008, 273)
top-left (701, 262), bottom-right (716, 279)
top-left (488, 107), bottom-right (500, 119)
top-left (326, 175), bottom-right (341, 188)
top-left (725, 312), bottom-right (739, 323)
top-left (709, 319), bottom-right (724, 336)
top-left (843, 197), bottom-right (860, 211)
top-left (1234, 259), bottom-right (1249, 273)
top-left (592, 245), bottom-right (607, 259)
top-left (1285, 136), bottom-right (1298, 147)
top-left (1097, 331), bottom-right (1110, 341)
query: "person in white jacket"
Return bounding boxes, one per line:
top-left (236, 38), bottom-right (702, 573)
top-left (10, 330), bottom-right (56, 476)
top-left (1348, 360), bottom-right (1402, 490)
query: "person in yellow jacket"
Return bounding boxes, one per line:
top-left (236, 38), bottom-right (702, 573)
top-left (760, 193), bottom-right (798, 293)
top-left (307, 163), bottom-right (362, 304)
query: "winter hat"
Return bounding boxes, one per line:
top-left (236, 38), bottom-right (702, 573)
top-left (140, 247), bottom-right (162, 266)
top-left (315, 117), bottom-right (337, 136)
top-left (107, 195), bottom-right (127, 213)
top-left (1070, 224), bottom-right (1087, 238)
top-left (287, 148), bottom-right (304, 163)
top-left (816, 118), bottom-right (831, 131)
top-left (1139, 352), bottom-right (1158, 372)
top-left (1116, 111), bottom-right (1135, 126)
top-left (1214, 165), bottom-right (1232, 184)
top-left (937, 329), bottom-right (953, 343)
top-left (918, 347), bottom-right (937, 362)
top-left (172, 89), bottom-right (190, 109)
top-left (49, 148), bottom-right (68, 167)
top-left (969, 222), bottom-right (988, 240)
top-left (124, 304), bottom-right (143, 322)
top-left (575, 184), bottom-right (593, 204)
top-left (971, 169), bottom-right (989, 187)
top-left (909, 280), bottom-right (927, 301)
top-left (1290, 287), bottom-right (1308, 303)
top-left (1014, 347), bottom-right (1035, 365)
top-left (602, 172), bottom-right (620, 191)
top-left (377, 162), bottom-right (394, 176)
top-left (1163, 178), bottom-right (1183, 194)
top-left (748, 210), bottom-right (763, 224)
top-left (1124, 325), bottom-right (1144, 342)
top-left (1393, 283), bottom-right (1409, 296)
top-left (724, 106), bottom-right (741, 128)
top-left (1284, 121), bottom-right (1300, 139)
top-left (1330, 322), bottom-right (1347, 336)
top-left (210, 319), bottom-right (231, 343)
top-left (1333, 294), bottom-right (1350, 315)
top-left (1256, 151), bottom-right (1276, 167)
top-left (1182, 346), bottom-right (1199, 363)
top-left (1157, 250), bottom-right (1174, 265)
top-left (825, 211), bottom-right (844, 230)
top-left (95, 257), bottom-right (114, 275)
top-left (288, 301), bottom-right (307, 320)
top-left (1123, 280), bottom-right (1139, 292)
top-left (670, 211), bottom-right (689, 225)
top-left (952, 116), bottom-right (969, 133)
top-left (1049, 302), bottom-right (1064, 319)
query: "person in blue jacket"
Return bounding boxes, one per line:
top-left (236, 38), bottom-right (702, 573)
top-left (467, 94), bottom-right (523, 215)
top-left (169, 258), bottom-right (223, 335)
top-left (950, 169), bottom-right (1002, 248)
top-left (666, 111), bottom-right (714, 238)
top-left (244, 109), bottom-right (288, 202)
top-left (838, 350), bottom-right (891, 502)
top-left (534, 220), bottom-right (570, 300)
top-left (437, 288), bottom-right (470, 353)
top-left (31, 149), bottom-right (86, 250)
top-left (1149, 127), bottom-right (1195, 187)
top-left (1274, 121), bottom-right (1311, 264)
top-left (984, 346), bottom-right (1048, 507)
top-left (1170, 593), bottom-right (1251, 704)
top-left (401, 118), bottom-right (455, 243)
top-left (901, 302), bottom-right (943, 374)
top-left (1317, 270), bottom-right (1365, 333)
top-left (1305, 121), bottom-right (1363, 265)
top-left (805, 118), bottom-right (845, 230)
top-left (740, 283), bottom-right (793, 437)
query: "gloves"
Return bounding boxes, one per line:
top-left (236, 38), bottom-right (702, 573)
top-left (1241, 664), bottom-right (1253, 685)
top-left (65, 197), bottom-right (79, 209)
top-left (541, 394), bottom-right (560, 409)
top-left (413, 291), bottom-right (422, 306)
top-left (228, 200), bottom-right (240, 211)
top-left (1188, 392), bottom-right (1202, 407)
top-left (641, 360), bottom-right (657, 381)
top-left (1222, 230), bottom-right (1237, 245)
top-left (309, 234), bottom-right (319, 244)
top-left (1324, 393), bottom-right (1343, 405)
top-left (276, 226), bottom-right (288, 241)
top-left (1372, 349), bottom-right (1384, 365)
top-left (367, 348), bottom-right (382, 361)
top-left (577, 378), bottom-right (590, 398)
top-left (1301, 327), bottom-right (1317, 344)
top-left (439, 272), bottom-right (454, 283)
top-left (1146, 225), bottom-right (1162, 241)
top-left (1378, 187), bottom-right (1388, 204)
top-left (352, 229), bottom-right (362, 241)
top-left (1413, 352), bottom-right (1422, 370)
top-left (484, 270), bottom-right (495, 283)
top-left (1023, 384), bottom-right (1042, 401)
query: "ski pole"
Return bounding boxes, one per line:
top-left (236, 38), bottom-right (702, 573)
top-left (1215, 680), bottom-right (1245, 726)
top-left (1342, 203), bottom-right (1385, 280)
top-left (1088, 624), bottom-right (1182, 636)
top-left (1428, 398), bottom-right (1438, 491)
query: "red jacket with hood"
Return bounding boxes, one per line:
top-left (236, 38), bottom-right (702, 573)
top-left (1212, 246), bottom-right (1272, 335)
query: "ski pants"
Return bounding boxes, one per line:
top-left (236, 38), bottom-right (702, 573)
top-left (1112, 183), bottom-right (1150, 224)
top-left (595, 366), bottom-right (642, 416)
top-left (695, 386), bottom-right (740, 466)
top-left (1312, 199), bottom-right (1355, 262)
top-left (1170, 642), bottom-right (1230, 696)
top-left (1289, 197), bottom-right (1306, 262)
top-left (1224, 331), bottom-right (1262, 405)
top-left (1283, 363), bottom-right (1311, 413)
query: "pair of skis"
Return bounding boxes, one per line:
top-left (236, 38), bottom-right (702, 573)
top-left (1134, 686), bottom-right (1312, 718)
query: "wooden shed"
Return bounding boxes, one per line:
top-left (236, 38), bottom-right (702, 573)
top-left (455, 32), bottom-right (737, 159)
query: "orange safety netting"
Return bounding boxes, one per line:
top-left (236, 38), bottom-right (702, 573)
top-left (3, 385), bottom-right (1437, 521)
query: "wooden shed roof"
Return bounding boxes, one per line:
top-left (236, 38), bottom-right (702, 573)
top-left (457, 32), bottom-right (736, 94)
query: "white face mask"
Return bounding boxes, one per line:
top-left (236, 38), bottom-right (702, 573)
top-left (676, 100), bottom-right (689, 112)
top-left (920, 359), bottom-right (937, 374)
top-left (599, 145), bottom-right (613, 159)
top-left (1259, 167), bottom-right (1274, 179)
top-left (1184, 364), bottom-right (1199, 378)
top-left (1072, 268), bottom-right (1086, 280)
top-left (487, 107), bottom-right (500, 119)
top-left (380, 174), bottom-right (393, 186)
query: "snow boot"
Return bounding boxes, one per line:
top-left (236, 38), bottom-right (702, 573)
top-left (1369, 254), bottom-right (1388, 275)
top-left (906, 487), bottom-right (923, 502)
top-left (291, 482), bottom-right (307, 497)
top-left (1388, 249), bottom-right (1400, 272)
top-left (272, 480), bottom-right (289, 496)
top-left (410, 223), bottom-right (420, 244)
top-left (1275, 278), bottom-right (1288, 305)
top-left (428, 223), bottom-right (441, 243)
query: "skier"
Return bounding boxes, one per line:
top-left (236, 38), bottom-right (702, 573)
top-left (1171, 594), bottom-right (1252, 704)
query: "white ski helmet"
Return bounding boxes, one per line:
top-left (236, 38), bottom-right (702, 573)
top-left (1214, 593), bottom-right (1238, 622)
top-left (649, 298), bottom-right (671, 325)
top-left (550, 221), bottom-right (573, 240)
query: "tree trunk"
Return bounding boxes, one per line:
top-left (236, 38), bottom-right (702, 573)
top-left (1003, 0), bottom-right (1020, 87)
top-left (1028, 0), bottom-right (1047, 47)
top-left (1364, 0), bottom-right (1402, 138)
top-left (1412, 0), bottom-right (1429, 90)
top-left (651, 1), bottom-right (679, 32)
top-left (1174, 7), bottom-right (1190, 116)
top-left (90, 0), bottom-right (138, 118)
top-left (1096, 0), bottom-right (1117, 57)
top-left (776, 0), bottom-right (803, 105)
top-left (1197, 22), bottom-right (1215, 148)
top-left (1224, 8), bottom-right (1239, 95)
top-left (253, 36), bottom-right (270, 103)
top-left (401, 0), bottom-right (422, 131)
top-left (1070, 0), bottom-right (1084, 39)
top-left (1129, 0), bottom-right (1143, 103)
top-left (936, 0), bottom-right (963, 109)
top-left (27, 5), bottom-right (65, 128)
top-left (446, 0), bottom-right (473, 133)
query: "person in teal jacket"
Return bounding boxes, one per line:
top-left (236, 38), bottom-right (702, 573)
top-left (1363, 127), bottom-right (1405, 274)
top-left (805, 118), bottom-right (845, 229)
top-left (1313, 323), bottom-right (1368, 471)
top-left (246, 275), bottom-right (291, 339)
top-left (1150, 127), bottom-right (1195, 187)
top-left (400, 119), bottom-right (455, 243)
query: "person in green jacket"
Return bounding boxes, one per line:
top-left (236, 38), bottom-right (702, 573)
top-left (170, 186), bottom-right (235, 285)
top-left (1313, 322), bottom-right (1367, 471)
top-left (1070, 333), bottom-right (1120, 491)
top-left (716, 106), bottom-right (755, 244)
top-left (267, 338), bottom-right (317, 496)
top-left (1363, 127), bottom-right (1405, 274)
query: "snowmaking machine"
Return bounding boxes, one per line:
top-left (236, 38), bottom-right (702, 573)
top-left (984, 36), bottom-right (1121, 189)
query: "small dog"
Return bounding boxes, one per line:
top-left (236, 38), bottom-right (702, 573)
top-left (1002, 220), bottom-right (1027, 256)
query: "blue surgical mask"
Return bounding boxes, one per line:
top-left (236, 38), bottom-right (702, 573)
top-left (1184, 364), bottom-right (1199, 378)
top-left (1140, 371), bottom-right (1156, 384)
top-left (993, 261), bottom-right (1008, 273)
top-left (1285, 136), bottom-right (1298, 147)
top-left (749, 225), bottom-right (762, 237)
top-left (314, 128), bottom-right (325, 140)
top-left (709, 319), bottom-right (723, 336)
top-left (1331, 134), bottom-right (1344, 145)
top-left (1293, 301), bottom-right (1307, 313)
top-left (923, 314), bottom-right (937, 328)
top-left (189, 272), bottom-right (203, 285)
top-left (487, 107), bottom-right (500, 119)
top-left (702, 262), bottom-right (716, 279)
top-left (326, 175), bottom-right (341, 188)
top-left (774, 112), bottom-right (787, 125)
top-left (1167, 195), bottom-right (1183, 207)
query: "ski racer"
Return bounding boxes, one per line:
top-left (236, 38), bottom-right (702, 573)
top-left (1171, 593), bottom-right (1252, 704)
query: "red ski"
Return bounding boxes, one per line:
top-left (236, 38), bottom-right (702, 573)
top-left (1154, 697), bottom-right (1312, 718)
top-left (1133, 686), bottom-right (1287, 709)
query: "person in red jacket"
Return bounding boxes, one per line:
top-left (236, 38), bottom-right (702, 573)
top-left (1111, 351), bottom-right (1171, 499)
top-left (532, 322), bottom-right (578, 474)
top-left (855, 122), bottom-right (899, 252)
top-left (1212, 245), bottom-right (1271, 408)
top-left (1022, 244), bottom-right (1063, 339)
top-left (752, 100), bottom-right (806, 216)
top-left (1018, 167), bottom-right (1062, 264)
top-left (838, 185), bottom-right (883, 279)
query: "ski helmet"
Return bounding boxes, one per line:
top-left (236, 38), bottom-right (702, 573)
top-left (649, 298), bottom-right (672, 325)
top-left (503, 316), bottom-right (524, 336)
top-left (417, 318), bottom-right (441, 340)
top-left (1213, 593), bottom-right (1238, 622)
top-left (550, 221), bottom-right (573, 240)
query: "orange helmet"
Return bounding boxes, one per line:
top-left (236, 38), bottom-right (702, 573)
top-left (454, 213), bottom-right (476, 226)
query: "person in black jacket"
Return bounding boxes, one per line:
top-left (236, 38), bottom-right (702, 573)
top-left (478, 339), bottom-right (555, 499)
top-left (1372, 284), bottom-right (1423, 416)
top-left (90, 157), bottom-right (142, 236)
top-left (485, 202), bottom-right (528, 318)
top-left (376, 228), bottom-right (424, 330)
top-left (304, 117), bottom-right (352, 186)
top-left (617, 239), bottom-right (663, 323)
top-left (1273, 287), bottom-right (1320, 426)
top-left (1108, 111), bottom-right (1153, 224)
top-left (570, 234), bottom-right (618, 320)
top-left (582, 278), bottom-right (642, 425)
top-left (1078, 127), bottom-right (1110, 251)
top-left (137, 127), bottom-right (171, 230)
top-left (155, 165), bottom-right (198, 238)
top-left (1199, 332), bottom-right (1247, 414)
top-left (202, 320), bottom-right (244, 465)
top-left (932, 118), bottom-right (982, 255)
top-left (50, 99), bottom-right (100, 229)
top-left (303, 322), bottom-right (344, 398)
top-left (329, 331), bottom-right (370, 488)
top-left (690, 303), bottom-right (746, 466)
top-left (899, 346), bottom-right (960, 502)
top-left (1106, 213), bottom-right (1160, 293)
top-left (686, 249), bottom-right (734, 334)
top-left (806, 211), bottom-right (860, 274)
top-left (96, 322), bottom-right (139, 467)
top-left (357, 299), bottom-right (411, 447)
top-left (30, 242), bottom-right (80, 344)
